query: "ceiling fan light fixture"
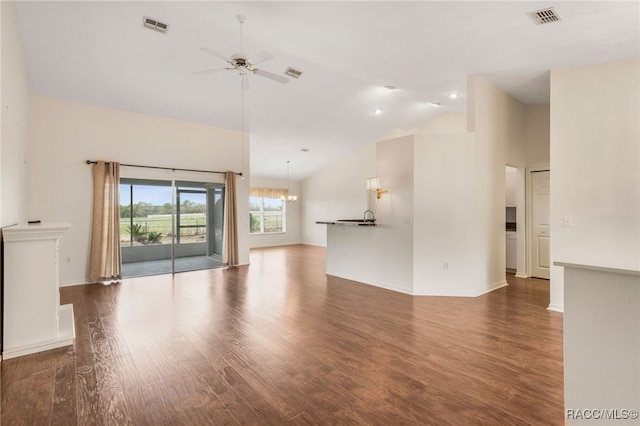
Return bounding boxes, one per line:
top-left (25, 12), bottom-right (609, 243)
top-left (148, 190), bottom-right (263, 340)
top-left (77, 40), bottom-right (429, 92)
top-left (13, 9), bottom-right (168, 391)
top-left (373, 108), bottom-right (383, 115)
top-left (195, 17), bottom-right (289, 84)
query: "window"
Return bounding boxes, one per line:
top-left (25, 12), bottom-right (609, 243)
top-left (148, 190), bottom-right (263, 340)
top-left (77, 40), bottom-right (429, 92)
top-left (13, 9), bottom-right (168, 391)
top-left (119, 179), bottom-right (215, 248)
top-left (119, 179), bottom-right (173, 247)
top-left (249, 191), bottom-right (286, 234)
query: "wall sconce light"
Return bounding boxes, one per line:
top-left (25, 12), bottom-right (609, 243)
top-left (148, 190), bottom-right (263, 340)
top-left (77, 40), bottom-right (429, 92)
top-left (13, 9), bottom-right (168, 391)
top-left (366, 177), bottom-right (388, 200)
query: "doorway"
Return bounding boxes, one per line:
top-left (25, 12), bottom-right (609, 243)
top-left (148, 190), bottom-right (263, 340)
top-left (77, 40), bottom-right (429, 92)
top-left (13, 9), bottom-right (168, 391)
top-left (529, 170), bottom-right (550, 279)
top-left (119, 178), bottom-right (225, 277)
top-left (505, 166), bottom-right (518, 272)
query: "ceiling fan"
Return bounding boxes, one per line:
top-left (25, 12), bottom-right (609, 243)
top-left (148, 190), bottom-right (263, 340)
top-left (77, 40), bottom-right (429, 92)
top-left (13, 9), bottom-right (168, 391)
top-left (195, 15), bottom-right (289, 84)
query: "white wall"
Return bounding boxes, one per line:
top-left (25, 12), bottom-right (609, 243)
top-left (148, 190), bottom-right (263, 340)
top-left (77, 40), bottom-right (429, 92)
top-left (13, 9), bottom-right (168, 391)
top-left (301, 142), bottom-right (376, 246)
top-left (249, 176), bottom-right (301, 248)
top-left (550, 60), bottom-right (640, 311)
top-left (505, 166), bottom-right (517, 206)
top-left (418, 112), bottom-right (467, 133)
top-left (373, 135), bottom-right (414, 291)
top-left (1, 1), bottom-right (29, 228)
top-left (324, 134), bottom-right (414, 294)
top-left (308, 78), bottom-right (529, 297)
top-left (414, 132), bottom-right (488, 295)
top-left (563, 265), bottom-right (639, 425)
top-left (467, 74), bottom-right (525, 293)
top-left (27, 95), bottom-right (250, 285)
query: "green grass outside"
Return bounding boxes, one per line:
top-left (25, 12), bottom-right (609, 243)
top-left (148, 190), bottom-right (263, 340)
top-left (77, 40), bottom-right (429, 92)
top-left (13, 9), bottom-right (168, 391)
top-left (120, 214), bottom-right (206, 243)
top-left (250, 214), bottom-right (284, 233)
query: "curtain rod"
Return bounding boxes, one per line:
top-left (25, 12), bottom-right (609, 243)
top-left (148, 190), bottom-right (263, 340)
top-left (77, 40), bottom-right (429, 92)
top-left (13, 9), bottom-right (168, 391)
top-left (85, 160), bottom-right (243, 177)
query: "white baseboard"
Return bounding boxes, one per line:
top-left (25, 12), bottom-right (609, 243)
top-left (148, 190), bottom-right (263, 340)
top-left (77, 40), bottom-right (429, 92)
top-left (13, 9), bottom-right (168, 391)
top-left (473, 280), bottom-right (508, 297)
top-left (547, 304), bottom-right (564, 313)
top-left (59, 281), bottom-right (90, 288)
top-left (514, 272), bottom-right (528, 278)
top-left (325, 273), bottom-right (414, 295)
top-left (2, 304), bottom-right (75, 360)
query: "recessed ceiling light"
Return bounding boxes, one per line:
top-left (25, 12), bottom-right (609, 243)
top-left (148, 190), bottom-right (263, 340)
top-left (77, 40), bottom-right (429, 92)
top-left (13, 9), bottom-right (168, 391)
top-left (428, 102), bottom-right (442, 107)
top-left (448, 92), bottom-right (460, 99)
top-left (373, 108), bottom-right (383, 115)
top-left (384, 85), bottom-right (397, 91)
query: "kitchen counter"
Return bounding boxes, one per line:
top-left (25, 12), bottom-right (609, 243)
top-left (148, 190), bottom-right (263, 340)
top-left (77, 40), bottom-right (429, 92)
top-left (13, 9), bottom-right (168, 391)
top-left (316, 220), bottom-right (377, 226)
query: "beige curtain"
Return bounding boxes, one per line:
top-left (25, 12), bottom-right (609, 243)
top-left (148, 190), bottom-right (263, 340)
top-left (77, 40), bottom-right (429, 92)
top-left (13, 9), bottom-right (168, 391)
top-left (223, 171), bottom-right (239, 267)
top-left (89, 161), bottom-right (122, 284)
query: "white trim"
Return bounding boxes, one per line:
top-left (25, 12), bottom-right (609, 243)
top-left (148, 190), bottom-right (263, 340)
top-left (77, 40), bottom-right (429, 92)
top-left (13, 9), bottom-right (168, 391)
top-left (2, 222), bottom-right (71, 242)
top-left (547, 304), bottom-right (564, 313)
top-left (412, 281), bottom-right (509, 297)
top-left (59, 281), bottom-right (91, 288)
top-left (525, 165), bottom-right (550, 278)
top-left (514, 272), bottom-right (528, 278)
top-left (325, 274), bottom-right (414, 295)
top-left (2, 304), bottom-right (75, 360)
top-left (554, 261), bottom-right (640, 277)
top-left (473, 280), bottom-right (508, 297)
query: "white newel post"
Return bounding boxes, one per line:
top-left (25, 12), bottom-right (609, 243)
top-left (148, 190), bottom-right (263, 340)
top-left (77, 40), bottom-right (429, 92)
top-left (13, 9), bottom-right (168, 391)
top-left (2, 222), bottom-right (75, 360)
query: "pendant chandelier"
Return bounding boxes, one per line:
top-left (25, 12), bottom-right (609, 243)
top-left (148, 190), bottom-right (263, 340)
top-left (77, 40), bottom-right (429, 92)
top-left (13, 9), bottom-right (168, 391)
top-left (282, 160), bottom-right (297, 203)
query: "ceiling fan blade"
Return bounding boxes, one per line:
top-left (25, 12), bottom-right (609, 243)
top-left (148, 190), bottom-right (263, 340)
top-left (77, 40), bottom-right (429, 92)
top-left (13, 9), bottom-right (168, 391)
top-left (249, 51), bottom-right (274, 65)
top-left (198, 47), bottom-right (229, 62)
top-left (253, 68), bottom-right (289, 84)
top-left (194, 67), bottom-right (227, 75)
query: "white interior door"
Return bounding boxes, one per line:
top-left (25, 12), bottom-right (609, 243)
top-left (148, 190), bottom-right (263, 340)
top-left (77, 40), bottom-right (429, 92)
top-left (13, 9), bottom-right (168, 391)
top-left (531, 171), bottom-right (550, 279)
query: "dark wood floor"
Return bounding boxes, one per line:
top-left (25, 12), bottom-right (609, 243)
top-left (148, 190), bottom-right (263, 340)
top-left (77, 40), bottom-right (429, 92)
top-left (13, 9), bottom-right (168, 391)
top-left (1, 245), bottom-right (564, 425)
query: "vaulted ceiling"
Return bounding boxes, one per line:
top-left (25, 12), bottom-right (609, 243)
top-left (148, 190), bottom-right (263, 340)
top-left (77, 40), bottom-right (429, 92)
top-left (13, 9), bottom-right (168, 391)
top-left (13, 1), bottom-right (639, 180)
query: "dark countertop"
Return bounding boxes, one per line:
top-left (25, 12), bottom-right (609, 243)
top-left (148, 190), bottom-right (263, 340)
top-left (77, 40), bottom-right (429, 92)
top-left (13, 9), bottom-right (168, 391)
top-left (316, 220), bottom-right (377, 226)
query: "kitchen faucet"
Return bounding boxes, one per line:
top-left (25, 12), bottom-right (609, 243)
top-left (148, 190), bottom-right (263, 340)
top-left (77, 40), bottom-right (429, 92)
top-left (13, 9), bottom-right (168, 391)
top-left (363, 209), bottom-right (375, 222)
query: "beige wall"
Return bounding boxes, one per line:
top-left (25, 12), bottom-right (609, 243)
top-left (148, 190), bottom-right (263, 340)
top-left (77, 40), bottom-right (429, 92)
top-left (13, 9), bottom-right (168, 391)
top-left (28, 95), bottom-right (250, 285)
top-left (549, 60), bottom-right (640, 311)
top-left (1, 1), bottom-right (30, 227)
top-left (525, 105), bottom-right (550, 167)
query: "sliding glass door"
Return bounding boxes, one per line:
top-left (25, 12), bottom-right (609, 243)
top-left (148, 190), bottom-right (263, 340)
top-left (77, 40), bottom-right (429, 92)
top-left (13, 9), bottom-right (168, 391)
top-left (173, 181), bottom-right (225, 273)
top-left (120, 178), bottom-right (225, 278)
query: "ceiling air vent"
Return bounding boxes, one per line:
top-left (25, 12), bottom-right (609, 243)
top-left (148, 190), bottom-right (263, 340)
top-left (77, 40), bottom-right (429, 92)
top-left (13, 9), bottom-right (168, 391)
top-left (527, 7), bottom-right (562, 25)
top-left (143, 16), bottom-right (169, 33)
top-left (284, 67), bottom-right (303, 79)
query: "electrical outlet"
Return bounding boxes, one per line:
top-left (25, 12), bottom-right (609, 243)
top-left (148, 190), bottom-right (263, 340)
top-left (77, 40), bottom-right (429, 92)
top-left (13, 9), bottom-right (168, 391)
top-left (562, 217), bottom-right (572, 227)
top-left (443, 262), bottom-right (449, 270)
top-left (65, 256), bottom-right (72, 263)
